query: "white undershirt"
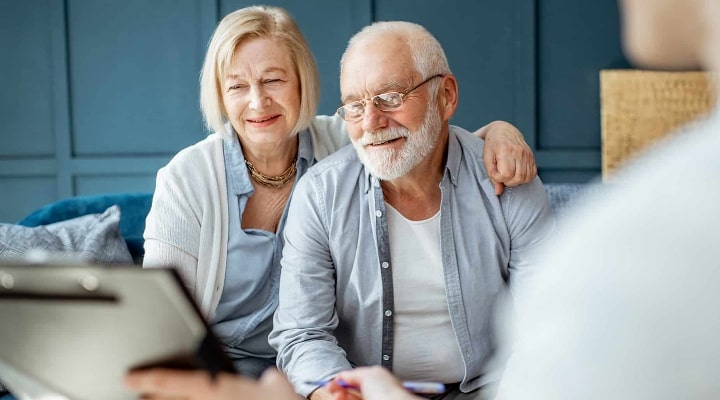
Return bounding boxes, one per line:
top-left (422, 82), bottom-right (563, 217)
top-left (386, 203), bottom-right (465, 383)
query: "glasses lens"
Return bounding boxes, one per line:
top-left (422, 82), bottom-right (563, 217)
top-left (341, 102), bottom-right (364, 120)
top-left (374, 92), bottom-right (403, 110)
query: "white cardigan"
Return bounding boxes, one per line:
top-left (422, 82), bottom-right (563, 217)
top-left (143, 116), bottom-right (347, 318)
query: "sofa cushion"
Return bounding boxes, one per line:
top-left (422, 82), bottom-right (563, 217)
top-left (0, 205), bottom-right (133, 265)
top-left (18, 193), bottom-right (152, 263)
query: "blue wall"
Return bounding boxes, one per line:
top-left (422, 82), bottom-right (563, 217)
top-left (0, 0), bottom-right (629, 222)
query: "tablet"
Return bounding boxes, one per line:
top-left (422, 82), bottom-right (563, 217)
top-left (0, 262), bottom-right (236, 400)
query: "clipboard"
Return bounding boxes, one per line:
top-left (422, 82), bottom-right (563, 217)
top-left (0, 262), bottom-right (236, 400)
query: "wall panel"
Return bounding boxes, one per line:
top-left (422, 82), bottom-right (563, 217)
top-left (0, 177), bottom-right (57, 223)
top-left (74, 174), bottom-right (156, 196)
top-left (67, 0), bottom-right (208, 156)
top-left (537, 0), bottom-right (630, 150)
top-left (0, 0), bottom-right (55, 157)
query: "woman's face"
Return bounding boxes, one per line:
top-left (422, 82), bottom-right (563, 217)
top-left (222, 37), bottom-right (301, 148)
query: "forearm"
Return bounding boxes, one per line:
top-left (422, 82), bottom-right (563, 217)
top-left (271, 285), bottom-right (354, 396)
top-left (474, 120), bottom-right (518, 140)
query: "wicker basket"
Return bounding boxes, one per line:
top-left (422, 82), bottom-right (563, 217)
top-left (600, 69), bottom-right (715, 180)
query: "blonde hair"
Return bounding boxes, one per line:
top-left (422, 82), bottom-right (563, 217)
top-left (199, 6), bottom-right (320, 136)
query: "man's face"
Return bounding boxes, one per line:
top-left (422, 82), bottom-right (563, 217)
top-left (619, 0), bottom-right (704, 69)
top-left (339, 36), bottom-right (443, 180)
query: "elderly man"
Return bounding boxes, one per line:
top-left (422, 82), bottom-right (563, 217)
top-left (268, 21), bottom-right (554, 400)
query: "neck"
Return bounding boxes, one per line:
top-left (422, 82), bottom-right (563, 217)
top-left (240, 135), bottom-right (298, 175)
top-left (381, 132), bottom-right (448, 220)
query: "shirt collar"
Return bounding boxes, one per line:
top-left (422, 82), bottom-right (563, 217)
top-left (444, 126), bottom-right (462, 186)
top-left (223, 125), bottom-right (316, 196)
top-left (361, 126), bottom-right (462, 191)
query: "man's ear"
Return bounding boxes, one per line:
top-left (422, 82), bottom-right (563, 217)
top-left (438, 75), bottom-right (459, 121)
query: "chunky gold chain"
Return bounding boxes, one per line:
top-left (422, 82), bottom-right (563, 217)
top-left (244, 159), bottom-right (297, 188)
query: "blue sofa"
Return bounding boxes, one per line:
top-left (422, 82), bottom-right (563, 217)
top-left (0, 182), bottom-right (596, 399)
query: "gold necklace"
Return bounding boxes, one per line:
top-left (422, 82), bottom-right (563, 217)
top-left (244, 159), bottom-right (297, 188)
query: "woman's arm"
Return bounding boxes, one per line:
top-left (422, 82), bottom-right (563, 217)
top-left (476, 120), bottom-right (537, 195)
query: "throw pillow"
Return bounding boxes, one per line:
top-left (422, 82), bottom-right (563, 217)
top-left (0, 205), bottom-right (133, 265)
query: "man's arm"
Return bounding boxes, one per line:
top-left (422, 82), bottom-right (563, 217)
top-left (501, 177), bottom-right (555, 300)
top-left (475, 120), bottom-right (537, 195)
top-left (268, 173), bottom-right (354, 398)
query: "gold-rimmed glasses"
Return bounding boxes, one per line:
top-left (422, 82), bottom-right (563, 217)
top-left (336, 74), bottom-right (444, 121)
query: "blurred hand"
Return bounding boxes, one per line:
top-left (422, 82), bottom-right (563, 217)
top-left (310, 387), bottom-right (338, 400)
top-left (124, 368), bottom-right (301, 400)
top-left (476, 120), bottom-right (537, 195)
top-left (327, 367), bottom-right (420, 400)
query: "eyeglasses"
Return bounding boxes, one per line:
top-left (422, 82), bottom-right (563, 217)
top-left (336, 74), bottom-right (445, 121)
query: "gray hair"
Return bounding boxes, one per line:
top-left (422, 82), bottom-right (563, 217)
top-left (340, 21), bottom-right (452, 89)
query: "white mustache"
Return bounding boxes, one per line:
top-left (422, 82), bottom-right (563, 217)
top-left (358, 128), bottom-right (410, 146)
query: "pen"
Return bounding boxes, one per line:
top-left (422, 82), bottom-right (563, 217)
top-left (306, 379), bottom-right (446, 394)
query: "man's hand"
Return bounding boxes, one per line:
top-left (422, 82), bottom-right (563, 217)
top-left (124, 368), bottom-right (302, 400)
top-left (475, 120), bottom-right (537, 195)
top-left (327, 367), bottom-right (420, 400)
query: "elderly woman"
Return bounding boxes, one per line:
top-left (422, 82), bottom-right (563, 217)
top-left (142, 5), bottom-right (536, 378)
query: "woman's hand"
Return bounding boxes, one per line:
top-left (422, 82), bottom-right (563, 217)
top-left (475, 120), bottom-right (537, 195)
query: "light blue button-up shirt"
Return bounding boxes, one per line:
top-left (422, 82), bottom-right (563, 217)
top-left (270, 126), bottom-right (555, 397)
top-left (212, 129), bottom-right (314, 361)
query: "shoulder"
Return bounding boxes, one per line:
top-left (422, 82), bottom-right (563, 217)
top-left (293, 144), bottom-right (364, 204)
top-left (451, 125), bottom-right (485, 157)
top-left (308, 115), bottom-right (351, 160)
top-left (304, 143), bottom-right (361, 179)
top-left (447, 125), bottom-right (490, 182)
top-left (160, 133), bottom-right (224, 176)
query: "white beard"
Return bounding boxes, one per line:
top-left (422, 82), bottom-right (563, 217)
top-left (352, 103), bottom-right (442, 181)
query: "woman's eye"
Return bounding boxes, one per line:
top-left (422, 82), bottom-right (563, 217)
top-left (264, 79), bottom-right (283, 85)
top-left (227, 84), bottom-right (248, 91)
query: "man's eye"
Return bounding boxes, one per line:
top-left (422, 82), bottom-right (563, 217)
top-left (346, 102), bottom-right (364, 113)
top-left (376, 93), bottom-right (402, 107)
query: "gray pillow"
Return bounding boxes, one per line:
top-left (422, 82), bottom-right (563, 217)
top-left (0, 205), bottom-right (133, 265)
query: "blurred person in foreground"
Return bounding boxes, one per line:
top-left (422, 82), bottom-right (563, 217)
top-left (141, 4), bottom-right (536, 380)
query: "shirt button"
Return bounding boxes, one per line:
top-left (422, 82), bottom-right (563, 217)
top-left (384, 310), bottom-right (392, 317)
top-left (381, 261), bottom-right (389, 269)
top-left (382, 354), bottom-right (390, 361)
top-left (375, 210), bottom-right (382, 218)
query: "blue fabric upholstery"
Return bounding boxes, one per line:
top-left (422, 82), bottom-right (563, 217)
top-left (544, 182), bottom-right (586, 214)
top-left (17, 192), bottom-right (153, 264)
